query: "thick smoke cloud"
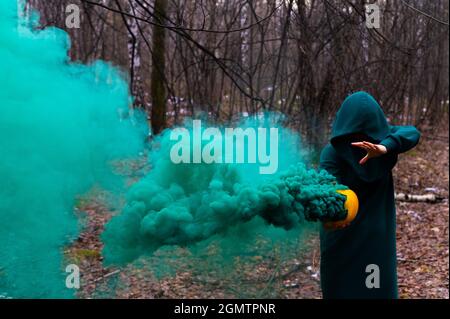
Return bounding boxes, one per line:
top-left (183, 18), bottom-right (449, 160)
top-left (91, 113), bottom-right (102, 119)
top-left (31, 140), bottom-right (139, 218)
top-left (0, 1), bottom-right (145, 298)
top-left (0, 0), bottom-right (347, 297)
top-left (102, 118), bottom-right (346, 265)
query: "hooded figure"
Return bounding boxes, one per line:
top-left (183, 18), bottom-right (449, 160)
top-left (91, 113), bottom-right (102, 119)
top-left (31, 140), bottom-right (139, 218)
top-left (319, 91), bottom-right (420, 299)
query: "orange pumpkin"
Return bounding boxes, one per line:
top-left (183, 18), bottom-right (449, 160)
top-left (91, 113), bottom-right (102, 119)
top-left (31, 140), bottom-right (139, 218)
top-left (324, 189), bottom-right (359, 230)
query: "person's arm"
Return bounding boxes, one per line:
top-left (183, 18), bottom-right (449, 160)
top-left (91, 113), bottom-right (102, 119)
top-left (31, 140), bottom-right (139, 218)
top-left (320, 145), bottom-right (350, 229)
top-left (320, 144), bottom-right (343, 183)
top-left (351, 125), bottom-right (421, 165)
top-left (379, 125), bottom-right (421, 154)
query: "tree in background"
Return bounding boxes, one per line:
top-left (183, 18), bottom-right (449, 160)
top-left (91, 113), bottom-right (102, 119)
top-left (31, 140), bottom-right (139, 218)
top-left (150, 0), bottom-right (168, 135)
top-left (27, 0), bottom-right (449, 148)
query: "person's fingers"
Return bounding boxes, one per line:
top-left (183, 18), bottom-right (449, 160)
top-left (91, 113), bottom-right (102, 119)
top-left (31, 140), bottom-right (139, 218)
top-left (369, 144), bottom-right (378, 151)
top-left (351, 142), bottom-right (365, 147)
top-left (355, 142), bottom-right (379, 153)
top-left (363, 141), bottom-right (377, 151)
top-left (352, 142), bottom-right (370, 151)
top-left (353, 141), bottom-right (385, 164)
top-left (359, 154), bottom-right (369, 165)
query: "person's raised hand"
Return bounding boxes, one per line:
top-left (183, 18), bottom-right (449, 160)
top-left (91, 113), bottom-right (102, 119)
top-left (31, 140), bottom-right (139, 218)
top-left (351, 141), bottom-right (387, 165)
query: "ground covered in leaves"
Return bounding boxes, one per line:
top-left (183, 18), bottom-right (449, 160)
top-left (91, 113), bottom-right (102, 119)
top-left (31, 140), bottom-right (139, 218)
top-left (67, 128), bottom-right (449, 299)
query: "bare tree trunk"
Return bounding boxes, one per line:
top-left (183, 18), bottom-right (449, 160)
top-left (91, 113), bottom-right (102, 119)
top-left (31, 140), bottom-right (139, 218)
top-left (150, 0), bottom-right (168, 135)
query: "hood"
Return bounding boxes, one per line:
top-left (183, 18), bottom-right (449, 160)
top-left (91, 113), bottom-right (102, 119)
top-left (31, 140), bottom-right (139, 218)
top-left (330, 91), bottom-right (397, 182)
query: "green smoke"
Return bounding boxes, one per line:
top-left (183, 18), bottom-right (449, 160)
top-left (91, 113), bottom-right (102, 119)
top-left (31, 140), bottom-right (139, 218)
top-left (102, 117), bottom-right (346, 265)
top-left (0, 1), bottom-right (145, 298)
top-left (0, 0), bottom-right (347, 297)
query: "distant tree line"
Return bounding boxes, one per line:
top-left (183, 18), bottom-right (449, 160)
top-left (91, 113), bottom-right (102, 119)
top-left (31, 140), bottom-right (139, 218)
top-left (27, 0), bottom-right (449, 149)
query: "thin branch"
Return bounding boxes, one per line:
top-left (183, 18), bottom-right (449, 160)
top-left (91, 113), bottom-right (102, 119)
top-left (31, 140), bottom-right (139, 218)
top-left (401, 0), bottom-right (449, 26)
top-left (81, 0), bottom-right (282, 34)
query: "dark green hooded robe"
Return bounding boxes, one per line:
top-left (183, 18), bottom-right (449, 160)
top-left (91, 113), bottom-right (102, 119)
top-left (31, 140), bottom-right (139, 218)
top-left (319, 91), bottom-right (420, 299)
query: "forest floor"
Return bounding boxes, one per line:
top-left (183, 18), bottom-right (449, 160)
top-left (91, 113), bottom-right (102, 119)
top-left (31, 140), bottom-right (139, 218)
top-left (67, 127), bottom-right (449, 299)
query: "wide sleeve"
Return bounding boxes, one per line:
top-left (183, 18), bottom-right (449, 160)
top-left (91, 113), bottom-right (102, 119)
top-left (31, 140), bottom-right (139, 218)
top-left (319, 144), bottom-right (343, 183)
top-left (379, 125), bottom-right (421, 154)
